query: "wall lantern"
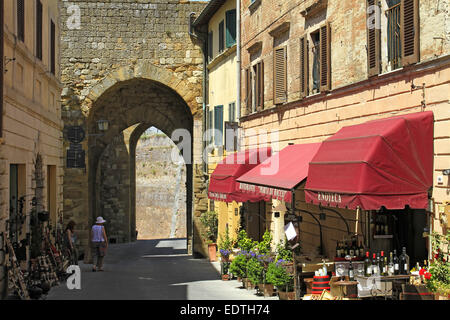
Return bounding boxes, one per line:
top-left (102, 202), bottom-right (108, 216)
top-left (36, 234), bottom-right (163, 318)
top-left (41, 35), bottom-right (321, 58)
top-left (97, 119), bottom-right (109, 132)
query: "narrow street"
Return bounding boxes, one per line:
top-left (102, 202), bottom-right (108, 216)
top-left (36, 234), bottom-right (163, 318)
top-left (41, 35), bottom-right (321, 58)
top-left (47, 239), bottom-right (277, 300)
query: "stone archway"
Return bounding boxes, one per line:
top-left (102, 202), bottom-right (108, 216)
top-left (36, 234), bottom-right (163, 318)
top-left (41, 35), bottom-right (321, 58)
top-left (60, 0), bottom-right (209, 257)
top-left (87, 77), bottom-right (194, 249)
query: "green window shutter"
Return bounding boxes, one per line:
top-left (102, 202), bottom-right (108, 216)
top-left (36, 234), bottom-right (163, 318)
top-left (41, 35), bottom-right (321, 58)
top-left (214, 105), bottom-right (224, 146)
top-left (226, 9), bottom-right (236, 48)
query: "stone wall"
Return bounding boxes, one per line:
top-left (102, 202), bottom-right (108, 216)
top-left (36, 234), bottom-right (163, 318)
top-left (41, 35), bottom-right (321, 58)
top-left (60, 0), bottom-right (208, 256)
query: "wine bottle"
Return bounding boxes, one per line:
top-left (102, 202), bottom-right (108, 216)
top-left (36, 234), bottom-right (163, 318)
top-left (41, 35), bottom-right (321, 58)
top-left (348, 259), bottom-right (355, 281)
top-left (372, 253), bottom-right (378, 275)
top-left (376, 253), bottom-right (381, 275)
top-left (336, 241), bottom-right (341, 258)
top-left (359, 241), bottom-right (365, 258)
top-left (388, 252), bottom-right (395, 276)
top-left (393, 249), bottom-right (400, 275)
top-left (349, 239), bottom-right (355, 257)
top-left (399, 247), bottom-right (410, 275)
top-left (380, 251), bottom-right (387, 275)
top-left (364, 251), bottom-right (372, 277)
top-left (344, 241), bottom-right (349, 257)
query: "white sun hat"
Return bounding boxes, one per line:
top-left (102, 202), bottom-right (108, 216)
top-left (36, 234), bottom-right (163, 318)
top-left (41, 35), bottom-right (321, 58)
top-left (96, 216), bottom-right (106, 224)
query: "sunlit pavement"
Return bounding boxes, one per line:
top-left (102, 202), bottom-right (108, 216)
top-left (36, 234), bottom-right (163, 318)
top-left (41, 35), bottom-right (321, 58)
top-left (46, 239), bottom-right (278, 300)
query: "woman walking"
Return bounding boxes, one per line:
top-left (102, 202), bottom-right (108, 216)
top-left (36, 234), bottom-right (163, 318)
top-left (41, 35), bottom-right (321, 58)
top-left (91, 217), bottom-right (108, 272)
top-left (65, 220), bottom-right (78, 265)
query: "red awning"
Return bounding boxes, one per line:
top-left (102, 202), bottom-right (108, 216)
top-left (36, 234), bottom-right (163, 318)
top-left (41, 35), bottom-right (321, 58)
top-left (237, 143), bottom-right (322, 203)
top-left (305, 111), bottom-right (434, 210)
top-left (208, 147), bottom-right (272, 203)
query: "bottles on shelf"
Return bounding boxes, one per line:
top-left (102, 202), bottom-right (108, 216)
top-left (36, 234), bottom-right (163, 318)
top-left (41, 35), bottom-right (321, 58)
top-left (399, 247), bottom-right (410, 275)
top-left (364, 251), bottom-right (372, 277)
top-left (393, 249), bottom-right (400, 275)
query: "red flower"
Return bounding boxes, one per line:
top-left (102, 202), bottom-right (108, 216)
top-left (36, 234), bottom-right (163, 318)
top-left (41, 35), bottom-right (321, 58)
top-left (424, 272), bottom-right (432, 280)
top-left (419, 268), bottom-right (426, 276)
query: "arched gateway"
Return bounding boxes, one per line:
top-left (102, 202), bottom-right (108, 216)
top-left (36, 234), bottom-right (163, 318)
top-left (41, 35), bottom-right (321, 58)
top-left (60, 1), bottom-right (209, 257)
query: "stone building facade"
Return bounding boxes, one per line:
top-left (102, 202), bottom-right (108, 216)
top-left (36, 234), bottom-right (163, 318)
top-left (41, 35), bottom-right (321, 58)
top-left (1, 0), bottom-right (63, 294)
top-left (238, 0), bottom-right (450, 257)
top-left (60, 0), bottom-right (210, 257)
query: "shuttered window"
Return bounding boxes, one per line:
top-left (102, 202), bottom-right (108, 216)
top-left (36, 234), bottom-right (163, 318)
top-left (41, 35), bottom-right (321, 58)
top-left (36, 0), bottom-right (43, 60)
top-left (214, 105), bottom-right (224, 146)
top-left (50, 20), bottom-right (56, 75)
top-left (299, 36), bottom-right (309, 98)
top-left (208, 31), bottom-right (213, 61)
top-left (17, 0), bottom-right (25, 42)
top-left (219, 20), bottom-right (224, 53)
top-left (225, 9), bottom-right (236, 48)
top-left (228, 102), bottom-right (236, 122)
top-left (319, 23), bottom-right (331, 92)
top-left (401, 0), bottom-right (419, 65)
top-left (245, 68), bottom-right (252, 115)
top-left (367, 0), bottom-right (381, 77)
top-left (255, 61), bottom-right (264, 110)
top-left (273, 46), bottom-right (287, 105)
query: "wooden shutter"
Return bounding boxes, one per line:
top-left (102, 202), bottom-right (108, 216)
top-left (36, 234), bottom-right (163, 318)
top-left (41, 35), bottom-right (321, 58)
top-left (367, 0), bottom-right (381, 77)
top-left (36, 0), bottom-right (43, 60)
top-left (225, 9), bottom-right (236, 48)
top-left (401, 0), bottom-right (419, 65)
top-left (50, 20), bottom-right (56, 75)
top-left (319, 23), bottom-right (331, 92)
top-left (256, 61), bottom-right (264, 111)
top-left (219, 20), bottom-right (224, 53)
top-left (17, 0), bottom-right (25, 42)
top-left (245, 68), bottom-right (252, 114)
top-left (273, 46), bottom-right (287, 105)
top-left (299, 35), bottom-right (309, 98)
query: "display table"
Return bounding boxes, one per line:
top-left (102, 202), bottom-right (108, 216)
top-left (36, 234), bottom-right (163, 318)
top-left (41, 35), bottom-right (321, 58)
top-left (333, 280), bottom-right (359, 299)
top-left (355, 275), bottom-right (417, 299)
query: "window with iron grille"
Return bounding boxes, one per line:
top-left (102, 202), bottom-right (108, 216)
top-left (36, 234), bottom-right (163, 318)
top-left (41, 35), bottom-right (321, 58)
top-left (50, 19), bottom-right (56, 75)
top-left (366, 0), bottom-right (419, 76)
top-left (36, 0), bottom-right (43, 60)
top-left (17, 0), bottom-right (25, 42)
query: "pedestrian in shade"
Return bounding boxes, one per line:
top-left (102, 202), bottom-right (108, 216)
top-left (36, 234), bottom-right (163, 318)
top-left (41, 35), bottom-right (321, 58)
top-left (91, 217), bottom-right (108, 272)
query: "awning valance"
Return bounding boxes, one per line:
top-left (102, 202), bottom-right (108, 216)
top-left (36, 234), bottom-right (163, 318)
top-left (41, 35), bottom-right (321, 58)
top-left (208, 147), bottom-right (272, 203)
top-left (237, 143), bottom-right (322, 203)
top-left (305, 111), bottom-right (434, 210)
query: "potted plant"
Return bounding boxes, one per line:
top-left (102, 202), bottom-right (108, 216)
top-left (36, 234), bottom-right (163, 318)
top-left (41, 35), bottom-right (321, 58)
top-left (218, 225), bottom-right (233, 263)
top-left (266, 260), bottom-right (295, 300)
top-left (247, 251), bottom-right (262, 290)
top-left (221, 258), bottom-right (231, 281)
top-left (229, 252), bottom-right (248, 282)
top-left (200, 211), bottom-right (218, 261)
top-left (423, 231), bottom-right (450, 300)
top-left (234, 230), bottom-right (257, 287)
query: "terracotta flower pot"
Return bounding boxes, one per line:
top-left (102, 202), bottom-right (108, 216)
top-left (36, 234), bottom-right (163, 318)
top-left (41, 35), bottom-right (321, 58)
top-left (278, 291), bottom-right (296, 300)
top-left (259, 283), bottom-right (275, 297)
top-left (208, 243), bottom-right (217, 262)
top-left (222, 274), bottom-right (230, 281)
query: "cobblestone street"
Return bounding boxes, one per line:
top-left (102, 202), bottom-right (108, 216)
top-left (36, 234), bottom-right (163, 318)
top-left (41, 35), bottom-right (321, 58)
top-left (47, 239), bottom-right (278, 300)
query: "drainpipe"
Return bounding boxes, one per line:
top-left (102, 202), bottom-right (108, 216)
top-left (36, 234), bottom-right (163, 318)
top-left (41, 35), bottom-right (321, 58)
top-left (236, 0), bottom-right (241, 123)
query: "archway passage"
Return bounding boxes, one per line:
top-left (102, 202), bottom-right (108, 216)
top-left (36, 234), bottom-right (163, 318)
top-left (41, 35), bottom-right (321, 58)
top-left (88, 78), bottom-right (193, 247)
top-left (134, 127), bottom-right (187, 240)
